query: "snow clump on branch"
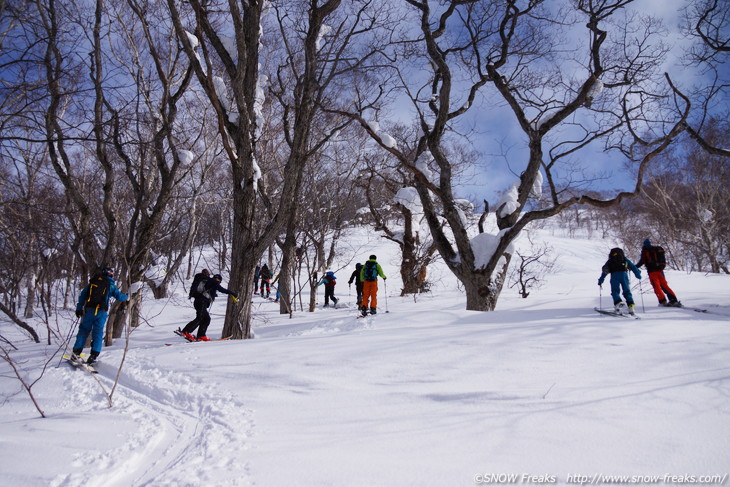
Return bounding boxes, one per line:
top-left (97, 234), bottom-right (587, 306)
top-left (496, 183), bottom-right (520, 218)
top-left (470, 231), bottom-right (515, 271)
top-left (213, 76), bottom-right (231, 112)
top-left (530, 170), bottom-right (543, 199)
top-left (185, 31), bottom-right (199, 49)
top-left (178, 150), bottom-right (195, 165)
top-left (316, 25), bottom-right (332, 51)
top-left (367, 120), bottom-right (398, 149)
top-left (394, 187), bottom-right (423, 215)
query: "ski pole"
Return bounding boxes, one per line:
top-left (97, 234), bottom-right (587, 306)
top-left (639, 279), bottom-right (645, 313)
top-left (599, 283), bottom-right (603, 310)
top-left (57, 316), bottom-right (80, 368)
top-left (384, 279), bottom-right (389, 313)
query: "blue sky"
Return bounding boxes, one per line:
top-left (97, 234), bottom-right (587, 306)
top-left (442, 0), bottom-right (707, 207)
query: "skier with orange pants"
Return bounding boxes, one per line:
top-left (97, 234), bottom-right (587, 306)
top-left (359, 255), bottom-right (386, 316)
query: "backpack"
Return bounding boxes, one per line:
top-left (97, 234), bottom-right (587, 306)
top-left (606, 247), bottom-right (627, 273)
top-left (644, 245), bottom-right (667, 271)
top-left (85, 275), bottom-right (110, 310)
top-left (363, 261), bottom-right (378, 281)
top-left (189, 274), bottom-right (208, 299)
top-left (325, 272), bottom-right (336, 286)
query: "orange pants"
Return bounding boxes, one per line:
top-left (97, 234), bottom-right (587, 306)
top-left (648, 271), bottom-right (676, 303)
top-left (361, 280), bottom-right (378, 309)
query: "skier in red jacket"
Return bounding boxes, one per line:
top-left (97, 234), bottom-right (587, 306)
top-left (636, 239), bottom-right (681, 307)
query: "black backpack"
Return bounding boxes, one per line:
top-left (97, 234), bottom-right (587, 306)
top-left (85, 274), bottom-right (110, 310)
top-left (363, 261), bottom-right (378, 281)
top-left (606, 247), bottom-right (627, 273)
top-left (189, 274), bottom-right (208, 299)
top-left (645, 245), bottom-right (667, 271)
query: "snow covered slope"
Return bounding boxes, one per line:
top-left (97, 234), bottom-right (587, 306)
top-left (1, 225), bottom-right (728, 486)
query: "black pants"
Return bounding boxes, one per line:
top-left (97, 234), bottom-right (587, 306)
top-left (183, 297), bottom-right (211, 338)
top-left (354, 283), bottom-right (363, 306)
top-left (324, 286), bottom-right (337, 305)
top-left (260, 280), bottom-right (270, 297)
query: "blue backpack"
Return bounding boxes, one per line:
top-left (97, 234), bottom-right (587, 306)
top-left (363, 261), bottom-right (378, 281)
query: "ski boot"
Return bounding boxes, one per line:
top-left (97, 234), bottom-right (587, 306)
top-left (86, 354), bottom-right (97, 366)
top-left (69, 348), bottom-right (84, 364)
top-left (181, 331), bottom-right (197, 342)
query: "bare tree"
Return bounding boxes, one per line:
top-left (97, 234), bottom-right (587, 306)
top-left (166, 0), bottom-right (397, 337)
top-left (357, 136), bottom-right (442, 295)
top-left (342, 0), bottom-right (689, 311)
top-left (508, 233), bottom-right (557, 298)
top-left (627, 122), bottom-right (729, 273)
top-left (674, 0), bottom-right (729, 157)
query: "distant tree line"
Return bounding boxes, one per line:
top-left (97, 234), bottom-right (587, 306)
top-left (546, 122), bottom-right (729, 274)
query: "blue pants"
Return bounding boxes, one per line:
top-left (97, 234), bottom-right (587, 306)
top-left (610, 272), bottom-right (634, 306)
top-left (73, 309), bottom-right (109, 354)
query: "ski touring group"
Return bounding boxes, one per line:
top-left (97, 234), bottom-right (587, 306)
top-left (313, 254), bottom-right (388, 317)
top-left (66, 238), bottom-right (686, 367)
top-left (171, 254), bottom-right (388, 347)
top-left (596, 238), bottom-right (682, 318)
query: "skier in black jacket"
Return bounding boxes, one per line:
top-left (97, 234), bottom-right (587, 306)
top-left (180, 273), bottom-right (237, 341)
top-left (348, 263), bottom-right (363, 306)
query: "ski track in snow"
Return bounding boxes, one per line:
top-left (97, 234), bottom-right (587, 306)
top-left (51, 347), bottom-right (253, 487)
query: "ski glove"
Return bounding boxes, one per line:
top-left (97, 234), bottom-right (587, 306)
top-left (230, 294), bottom-right (239, 303)
top-left (634, 271), bottom-right (642, 279)
top-left (75, 309), bottom-right (83, 318)
top-left (597, 278), bottom-right (604, 286)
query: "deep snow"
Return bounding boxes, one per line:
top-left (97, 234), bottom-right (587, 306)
top-left (1, 225), bottom-right (729, 487)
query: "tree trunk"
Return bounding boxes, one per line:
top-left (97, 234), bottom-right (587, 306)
top-left (223, 248), bottom-right (259, 339)
top-left (278, 213), bottom-right (298, 315)
top-left (461, 256), bottom-right (511, 311)
top-left (107, 301), bottom-right (128, 343)
top-left (23, 274), bottom-right (36, 319)
top-left (309, 271), bottom-right (319, 312)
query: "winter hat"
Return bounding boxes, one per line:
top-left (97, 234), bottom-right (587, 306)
top-left (643, 239), bottom-right (652, 248)
top-left (369, 254), bottom-right (377, 260)
top-left (356, 263), bottom-right (362, 269)
top-left (213, 273), bottom-right (223, 281)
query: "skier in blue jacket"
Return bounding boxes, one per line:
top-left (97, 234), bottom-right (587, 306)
top-left (73, 267), bottom-right (128, 365)
top-left (317, 271), bottom-right (339, 308)
top-left (598, 248), bottom-right (641, 314)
